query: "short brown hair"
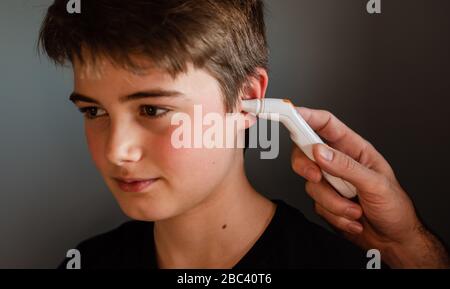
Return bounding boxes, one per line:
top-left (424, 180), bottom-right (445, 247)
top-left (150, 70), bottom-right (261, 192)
top-left (38, 0), bottom-right (269, 113)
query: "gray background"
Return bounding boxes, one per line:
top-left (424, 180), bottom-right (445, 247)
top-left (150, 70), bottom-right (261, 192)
top-left (0, 0), bottom-right (449, 268)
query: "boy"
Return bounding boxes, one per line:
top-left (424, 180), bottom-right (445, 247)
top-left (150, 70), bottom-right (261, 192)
top-left (40, 0), bottom-right (448, 268)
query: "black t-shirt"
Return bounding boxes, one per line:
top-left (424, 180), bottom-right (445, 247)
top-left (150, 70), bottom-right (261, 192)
top-left (58, 199), bottom-right (379, 269)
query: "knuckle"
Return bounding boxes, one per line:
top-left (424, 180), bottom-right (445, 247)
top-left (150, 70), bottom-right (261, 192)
top-left (323, 110), bottom-right (337, 123)
top-left (365, 174), bottom-right (387, 192)
top-left (328, 201), bottom-right (343, 216)
top-left (341, 154), bottom-right (356, 171)
top-left (326, 198), bottom-right (346, 216)
top-left (305, 181), bottom-right (317, 198)
top-left (291, 155), bottom-right (301, 172)
top-left (314, 203), bottom-right (321, 214)
top-left (361, 175), bottom-right (392, 204)
top-left (376, 175), bottom-right (391, 192)
top-left (319, 109), bottom-right (332, 117)
top-left (364, 139), bottom-right (375, 150)
top-left (337, 218), bottom-right (350, 230)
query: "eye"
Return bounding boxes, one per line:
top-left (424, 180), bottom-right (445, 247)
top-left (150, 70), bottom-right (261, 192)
top-left (78, 107), bottom-right (107, 119)
top-left (140, 105), bottom-right (170, 119)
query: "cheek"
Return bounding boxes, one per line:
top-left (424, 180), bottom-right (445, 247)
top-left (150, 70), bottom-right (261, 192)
top-left (84, 125), bottom-right (106, 170)
top-left (154, 125), bottom-right (233, 188)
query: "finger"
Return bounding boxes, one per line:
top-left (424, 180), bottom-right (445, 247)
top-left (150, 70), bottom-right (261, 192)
top-left (315, 203), bottom-right (364, 235)
top-left (305, 180), bottom-right (363, 220)
top-left (312, 143), bottom-right (390, 197)
top-left (296, 107), bottom-right (365, 153)
top-left (296, 107), bottom-right (393, 176)
top-left (291, 144), bottom-right (322, 183)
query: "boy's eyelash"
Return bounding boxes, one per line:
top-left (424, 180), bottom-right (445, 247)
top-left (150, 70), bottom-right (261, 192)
top-left (78, 107), bottom-right (105, 119)
top-left (139, 105), bottom-right (170, 119)
top-left (77, 105), bottom-right (170, 120)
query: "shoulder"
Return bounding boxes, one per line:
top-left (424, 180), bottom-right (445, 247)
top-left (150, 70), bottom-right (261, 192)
top-left (58, 220), bottom-right (154, 269)
top-left (268, 199), bottom-right (369, 268)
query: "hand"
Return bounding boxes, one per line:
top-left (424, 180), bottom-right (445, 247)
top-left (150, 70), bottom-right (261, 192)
top-left (291, 107), bottom-right (449, 268)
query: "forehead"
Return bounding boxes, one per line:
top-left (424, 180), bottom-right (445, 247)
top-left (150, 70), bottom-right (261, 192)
top-left (72, 55), bottom-right (174, 85)
top-left (71, 55), bottom-right (223, 106)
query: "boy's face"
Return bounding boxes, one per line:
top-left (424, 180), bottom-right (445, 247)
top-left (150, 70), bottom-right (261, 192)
top-left (71, 56), bottom-right (252, 221)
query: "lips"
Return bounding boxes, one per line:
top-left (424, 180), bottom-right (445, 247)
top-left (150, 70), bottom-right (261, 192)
top-left (114, 177), bottom-right (159, 193)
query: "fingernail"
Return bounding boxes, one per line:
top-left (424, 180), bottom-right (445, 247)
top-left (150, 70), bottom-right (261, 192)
top-left (347, 222), bottom-right (363, 234)
top-left (344, 207), bottom-right (360, 219)
top-left (305, 167), bottom-right (319, 182)
top-left (318, 145), bottom-right (333, 161)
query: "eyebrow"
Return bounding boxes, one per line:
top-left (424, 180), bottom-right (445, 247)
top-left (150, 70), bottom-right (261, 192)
top-left (69, 89), bottom-right (185, 105)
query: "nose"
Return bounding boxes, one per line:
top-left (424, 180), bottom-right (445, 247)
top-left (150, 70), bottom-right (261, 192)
top-left (106, 121), bottom-right (144, 166)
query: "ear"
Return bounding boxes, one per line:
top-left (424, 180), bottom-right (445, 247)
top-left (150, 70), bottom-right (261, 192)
top-left (239, 67), bottom-right (269, 129)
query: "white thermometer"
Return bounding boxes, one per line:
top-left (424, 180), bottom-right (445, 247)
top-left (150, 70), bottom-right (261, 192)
top-left (241, 98), bottom-right (357, 199)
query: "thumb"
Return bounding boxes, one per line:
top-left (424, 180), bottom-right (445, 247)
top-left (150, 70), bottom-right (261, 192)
top-left (313, 143), bottom-right (384, 194)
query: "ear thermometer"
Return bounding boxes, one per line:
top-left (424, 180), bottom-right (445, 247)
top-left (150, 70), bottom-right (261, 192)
top-left (241, 98), bottom-right (357, 199)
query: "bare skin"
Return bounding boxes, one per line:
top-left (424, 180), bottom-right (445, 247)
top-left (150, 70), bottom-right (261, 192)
top-left (71, 54), bottom-right (275, 268)
top-left (152, 68), bottom-right (276, 269)
top-left (154, 172), bottom-right (276, 268)
top-left (291, 107), bottom-right (450, 268)
top-left (71, 52), bottom-right (448, 268)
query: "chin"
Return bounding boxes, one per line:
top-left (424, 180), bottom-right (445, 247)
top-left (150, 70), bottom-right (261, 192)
top-left (116, 196), bottom-right (181, 222)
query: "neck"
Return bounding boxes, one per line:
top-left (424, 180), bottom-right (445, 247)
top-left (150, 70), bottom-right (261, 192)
top-left (153, 153), bottom-right (275, 268)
